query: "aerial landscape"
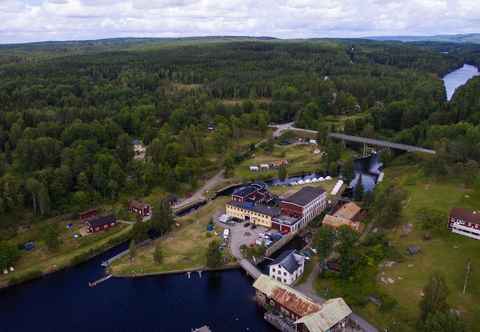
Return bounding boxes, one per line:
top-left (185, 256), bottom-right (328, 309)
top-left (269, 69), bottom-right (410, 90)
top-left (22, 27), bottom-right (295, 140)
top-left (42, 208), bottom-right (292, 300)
top-left (0, 1), bottom-right (479, 332)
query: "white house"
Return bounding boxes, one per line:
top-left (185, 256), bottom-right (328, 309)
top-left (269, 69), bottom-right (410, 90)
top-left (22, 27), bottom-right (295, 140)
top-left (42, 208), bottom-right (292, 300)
top-left (268, 250), bottom-right (305, 285)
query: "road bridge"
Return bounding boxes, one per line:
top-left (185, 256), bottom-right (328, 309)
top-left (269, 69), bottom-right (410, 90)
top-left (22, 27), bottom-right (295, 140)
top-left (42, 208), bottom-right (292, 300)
top-left (239, 259), bottom-right (261, 279)
top-left (328, 133), bottom-right (436, 155)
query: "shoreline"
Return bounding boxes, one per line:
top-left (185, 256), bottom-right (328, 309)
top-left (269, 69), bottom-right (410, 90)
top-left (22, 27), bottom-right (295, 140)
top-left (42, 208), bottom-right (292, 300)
top-left (111, 263), bottom-right (241, 278)
top-left (0, 226), bottom-right (133, 291)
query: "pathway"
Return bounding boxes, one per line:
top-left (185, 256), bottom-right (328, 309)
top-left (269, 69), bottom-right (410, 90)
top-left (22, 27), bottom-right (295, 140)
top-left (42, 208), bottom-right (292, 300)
top-left (173, 170), bottom-right (225, 210)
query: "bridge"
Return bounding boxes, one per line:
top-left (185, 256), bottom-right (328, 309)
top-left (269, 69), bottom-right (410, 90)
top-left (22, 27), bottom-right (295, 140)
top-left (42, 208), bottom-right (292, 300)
top-left (239, 259), bottom-right (261, 279)
top-left (328, 133), bottom-right (436, 155)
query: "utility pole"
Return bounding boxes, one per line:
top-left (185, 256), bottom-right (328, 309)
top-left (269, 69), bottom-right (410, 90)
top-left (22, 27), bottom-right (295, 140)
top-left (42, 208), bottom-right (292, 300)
top-left (463, 259), bottom-right (471, 295)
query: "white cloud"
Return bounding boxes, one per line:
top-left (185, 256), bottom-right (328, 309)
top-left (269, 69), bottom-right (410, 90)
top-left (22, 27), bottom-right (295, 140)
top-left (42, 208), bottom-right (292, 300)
top-left (0, 0), bottom-right (478, 43)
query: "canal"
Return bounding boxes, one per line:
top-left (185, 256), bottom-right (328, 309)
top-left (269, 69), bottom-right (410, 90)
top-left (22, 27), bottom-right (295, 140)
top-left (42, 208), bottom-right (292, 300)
top-left (443, 63), bottom-right (479, 101)
top-left (0, 242), bottom-right (275, 332)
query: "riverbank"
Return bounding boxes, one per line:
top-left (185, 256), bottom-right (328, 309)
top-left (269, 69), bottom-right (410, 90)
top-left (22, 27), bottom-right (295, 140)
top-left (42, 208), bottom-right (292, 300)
top-left (111, 263), bottom-right (240, 278)
top-left (110, 197), bottom-right (232, 276)
top-left (0, 224), bottom-right (132, 289)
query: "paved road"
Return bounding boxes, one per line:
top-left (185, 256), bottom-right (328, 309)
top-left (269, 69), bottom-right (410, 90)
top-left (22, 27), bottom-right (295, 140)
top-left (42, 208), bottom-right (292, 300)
top-left (173, 170), bottom-right (225, 210)
top-left (269, 122), bottom-right (318, 138)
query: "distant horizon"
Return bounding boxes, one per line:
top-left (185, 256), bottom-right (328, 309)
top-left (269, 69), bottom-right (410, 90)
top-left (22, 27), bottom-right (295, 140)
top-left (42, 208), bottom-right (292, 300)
top-left (1, 0), bottom-right (478, 44)
top-left (1, 32), bottom-right (479, 46)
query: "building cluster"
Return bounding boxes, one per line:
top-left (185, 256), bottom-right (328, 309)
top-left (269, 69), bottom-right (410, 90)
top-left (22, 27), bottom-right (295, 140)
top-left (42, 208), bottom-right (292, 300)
top-left (254, 275), bottom-right (354, 332)
top-left (79, 209), bottom-right (117, 233)
top-left (449, 207), bottom-right (480, 240)
top-left (249, 160), bottom-right (288, 172)
top-left (322, 202), bottom-right (365, 233)
top-left (226, 183), bottom-right (327, 234)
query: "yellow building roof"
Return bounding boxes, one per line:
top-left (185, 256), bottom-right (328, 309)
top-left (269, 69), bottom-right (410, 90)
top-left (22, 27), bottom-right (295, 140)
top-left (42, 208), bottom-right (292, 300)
top-left (295, 298), bottom-right (352, 332)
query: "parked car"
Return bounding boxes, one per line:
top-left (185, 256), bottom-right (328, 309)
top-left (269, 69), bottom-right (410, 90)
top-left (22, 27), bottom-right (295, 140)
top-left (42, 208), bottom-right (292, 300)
top-left (243, 222), bottom-right (251, 228)
top-left (250, 224), bottom-right (257, 229)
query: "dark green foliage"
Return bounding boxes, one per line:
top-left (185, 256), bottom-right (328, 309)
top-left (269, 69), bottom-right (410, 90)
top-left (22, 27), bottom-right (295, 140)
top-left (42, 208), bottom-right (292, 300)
top-left (354, 175), bottom-right (364, 201)
top-left (151, 199), bottom-right (175, 236)
top-left (416, 208), bottom-right (446, 233)
top-left (422, 311), bottom-right (465, 332)
top-left (129, 239), bottom-right (136, 260)
top-left (41, 224), bottom-right (61, 251)
top-left (278, 165), bottom-right (288, 181)
top-left (0, 242), bottom-right (20, 270)
top-left (153, 243), bottom-right (163, 264)
top-left (370, 184), bottom-right (406, 228)
top-left (341, 157), bottom-right (355, 183)
top-left (206, 240), bottom-right (223, 268)
top-left (419, 272), bottom-right (450, 322)
top-left (314, 227), bottom-right (336, 260)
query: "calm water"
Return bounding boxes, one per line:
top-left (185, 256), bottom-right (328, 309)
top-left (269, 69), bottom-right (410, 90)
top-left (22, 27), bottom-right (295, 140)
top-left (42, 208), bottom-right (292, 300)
top-left (0, 243), bottom-right (275, 332)
top-left (349, 154), bottom-right (382, 192)
top-left (443, 64), bottom-right (479, 101)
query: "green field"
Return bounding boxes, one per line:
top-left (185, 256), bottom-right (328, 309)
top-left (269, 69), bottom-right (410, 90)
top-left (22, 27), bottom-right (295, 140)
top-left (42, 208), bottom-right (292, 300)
top-left (234, 144), bottom-right (325, 182)
top-left (0, 216), bottom-right (132, 288)
top-left (315, 165), bottom-right (480, 331)
top-left (111, 197), bottom-right (231, 276)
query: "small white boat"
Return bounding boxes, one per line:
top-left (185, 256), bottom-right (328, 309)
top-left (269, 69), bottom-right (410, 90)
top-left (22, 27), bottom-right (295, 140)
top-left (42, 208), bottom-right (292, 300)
top-left (291, 181), bottom-right (298, 186)
top-left (325, 176), bottom-right (332, 180)
top-left (305, 179), bottom-right (311, 184)
top-left (318, 177), bottom-right (324, 182)
top-left (298, 180), bottom-right (305, 185)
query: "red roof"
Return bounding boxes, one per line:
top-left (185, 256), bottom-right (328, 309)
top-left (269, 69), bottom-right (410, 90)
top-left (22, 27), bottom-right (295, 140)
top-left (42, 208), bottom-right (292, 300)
top-left (450, 208), bottom-right (480, 224)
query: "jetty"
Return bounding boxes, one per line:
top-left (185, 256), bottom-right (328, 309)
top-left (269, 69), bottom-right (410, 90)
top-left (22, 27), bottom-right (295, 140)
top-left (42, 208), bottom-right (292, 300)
top-left (89, 274), bottom-right (112, 287)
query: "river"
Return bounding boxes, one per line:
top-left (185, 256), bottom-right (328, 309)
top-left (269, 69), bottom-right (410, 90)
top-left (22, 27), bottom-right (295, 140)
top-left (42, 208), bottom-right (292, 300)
top-left (0, 243), bottom-right (275, 332)
top-left (443, 64), bottom-right (479, 101)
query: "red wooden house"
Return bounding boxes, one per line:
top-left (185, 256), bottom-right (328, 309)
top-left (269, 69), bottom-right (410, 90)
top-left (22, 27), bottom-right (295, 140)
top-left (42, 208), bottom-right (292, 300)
top-left (128, 200), bottom-right (151, 219)
top-left (79, 208), bottom-right (97, 222)
top-left (86, 215), bottom-right (117, 233)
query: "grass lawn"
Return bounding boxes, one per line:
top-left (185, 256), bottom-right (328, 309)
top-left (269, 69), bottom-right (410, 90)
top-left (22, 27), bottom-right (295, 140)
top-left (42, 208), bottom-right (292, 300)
top-left (110, 197), bottom-right (231, 276)
top-left (234, 144), bottom-right (325, 182)
top-left (314, 165), bottom-right (480, 331)
top-left (0, 216), bottom-right (131, 288)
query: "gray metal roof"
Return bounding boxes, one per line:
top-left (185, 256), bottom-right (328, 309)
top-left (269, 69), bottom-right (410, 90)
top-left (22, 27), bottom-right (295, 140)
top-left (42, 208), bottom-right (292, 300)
top-left (271, 250), bottom-right (301, 274)
top-left (282, 186), bottom-right (325, 206)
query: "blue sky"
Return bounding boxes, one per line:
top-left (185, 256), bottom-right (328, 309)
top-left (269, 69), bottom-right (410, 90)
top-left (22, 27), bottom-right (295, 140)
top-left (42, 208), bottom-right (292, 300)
top-left (0, 0), bottom-right (479, 43)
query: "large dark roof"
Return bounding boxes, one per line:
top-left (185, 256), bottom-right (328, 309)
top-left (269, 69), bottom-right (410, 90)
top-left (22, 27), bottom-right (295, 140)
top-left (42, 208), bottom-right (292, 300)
top-left (271, 250), bottom-right (301, 274)
top-left (229, 201), bottom-right (280, 217)
top-left (450, 207), bottom-right (480, 224)
top-left (233, 186), bottom-right (258, 198)
top-left (87, 215), bottom-right (116, 228)
top-left (282, 186), bottom-right (325, 206)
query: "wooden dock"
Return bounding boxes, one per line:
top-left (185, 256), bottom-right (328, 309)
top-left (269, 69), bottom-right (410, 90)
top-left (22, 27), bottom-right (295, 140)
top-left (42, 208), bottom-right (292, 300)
top-left (89, 274), bottom-right (112, 287)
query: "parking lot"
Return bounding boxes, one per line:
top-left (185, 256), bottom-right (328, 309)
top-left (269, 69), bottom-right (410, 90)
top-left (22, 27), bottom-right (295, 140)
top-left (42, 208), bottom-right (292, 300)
top-left (215, 215), bottom-right (269, 259)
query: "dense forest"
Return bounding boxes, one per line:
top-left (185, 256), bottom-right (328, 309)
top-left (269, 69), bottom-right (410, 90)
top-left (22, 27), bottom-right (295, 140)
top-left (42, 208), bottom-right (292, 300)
top-left (0, 38), bottom-right (479, 225)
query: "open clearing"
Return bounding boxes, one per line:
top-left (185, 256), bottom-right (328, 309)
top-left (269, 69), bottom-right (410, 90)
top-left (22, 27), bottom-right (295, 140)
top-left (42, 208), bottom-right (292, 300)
top-left (317, 165), bottom-right (480, 331)
top-left (111, 197), bottom-right (230, 276)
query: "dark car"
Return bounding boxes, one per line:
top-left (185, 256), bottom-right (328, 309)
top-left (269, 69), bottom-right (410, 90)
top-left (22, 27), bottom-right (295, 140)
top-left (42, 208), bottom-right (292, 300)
top-left (250, 224), bottom-right (257, 229)
top-left (243, 222), bottom-right (251, 228)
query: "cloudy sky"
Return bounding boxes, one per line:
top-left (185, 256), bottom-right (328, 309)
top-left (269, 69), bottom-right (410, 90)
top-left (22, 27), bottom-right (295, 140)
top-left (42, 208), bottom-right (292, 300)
top-left (0, 0), bottom-right (478, 44)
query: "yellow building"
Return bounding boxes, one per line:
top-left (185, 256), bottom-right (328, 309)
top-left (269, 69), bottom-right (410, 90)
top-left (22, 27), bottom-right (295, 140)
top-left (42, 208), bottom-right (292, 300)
top-left (226, 201), bottom-right (280, 228)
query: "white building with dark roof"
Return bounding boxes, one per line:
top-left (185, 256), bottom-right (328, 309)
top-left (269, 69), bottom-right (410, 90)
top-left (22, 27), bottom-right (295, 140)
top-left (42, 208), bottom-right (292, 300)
top-left (269, 250), bottom-right (305, 285)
